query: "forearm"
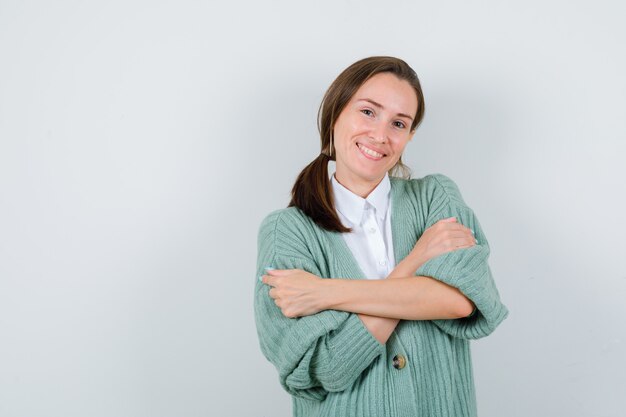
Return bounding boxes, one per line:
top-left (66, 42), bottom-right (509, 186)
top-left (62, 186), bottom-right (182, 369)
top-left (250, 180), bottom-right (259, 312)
top-left (325, 274), bottom-right (475, 321)
top-left (355, 256), bottom-right (423, 344)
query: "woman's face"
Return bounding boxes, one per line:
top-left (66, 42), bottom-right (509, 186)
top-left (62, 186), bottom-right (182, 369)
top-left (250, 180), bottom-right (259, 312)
top-left (332, 72), bottom-right (418, 197)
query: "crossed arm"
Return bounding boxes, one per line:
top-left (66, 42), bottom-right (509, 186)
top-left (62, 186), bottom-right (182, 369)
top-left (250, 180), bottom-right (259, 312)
top-left (261, 208), bottom-right (483, 345)
top-left (261, 251), bottom-right (475, 344)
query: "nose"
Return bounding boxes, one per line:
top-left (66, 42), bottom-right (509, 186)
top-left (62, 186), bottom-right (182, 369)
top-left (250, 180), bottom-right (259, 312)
top-left (370, 121), bottom-right (387, 143)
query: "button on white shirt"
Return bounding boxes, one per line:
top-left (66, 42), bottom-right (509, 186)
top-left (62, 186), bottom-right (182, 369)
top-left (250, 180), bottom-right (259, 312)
top-left (331, 172), bottom-right (396, 280)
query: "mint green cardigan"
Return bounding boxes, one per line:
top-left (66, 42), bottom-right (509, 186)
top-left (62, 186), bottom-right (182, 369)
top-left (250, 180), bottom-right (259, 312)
top-left (254, 173), bottom-right (508, 417)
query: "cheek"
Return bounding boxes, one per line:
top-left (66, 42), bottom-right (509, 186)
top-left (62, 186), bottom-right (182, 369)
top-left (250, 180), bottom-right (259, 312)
top-left (335, 123), bottom-right (360, 149)
top-left (390, 136), bottom-right (411, 153)
top-left (336, 115), bottom-right (366, 137)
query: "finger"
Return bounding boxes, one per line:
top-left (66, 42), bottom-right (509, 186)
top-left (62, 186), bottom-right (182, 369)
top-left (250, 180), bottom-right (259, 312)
top-left (439, 216), bottom-right (457, 223)
top-left (448, 236), bottom-right (477, 248)
top-left (266, 268), bottom-right (296, 276)
top-left (458, 226), bottom-right (478, 242)
top-left (442, 223), bottom-right (474, 235)
top-left (268, 287), bottom-right (277, 299)
top-left (438, 218), bottom-right (471, 231)
top-left (445, 229), bottom-right (475, 239)
top-left (263, 274), bottom-right (278, 287)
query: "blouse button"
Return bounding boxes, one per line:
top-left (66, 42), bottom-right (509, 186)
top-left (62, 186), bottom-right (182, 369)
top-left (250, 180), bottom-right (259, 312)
top-left (392, 354), bottom-right (406, 370)
top-left (368, 227), bottom-right (376, 234)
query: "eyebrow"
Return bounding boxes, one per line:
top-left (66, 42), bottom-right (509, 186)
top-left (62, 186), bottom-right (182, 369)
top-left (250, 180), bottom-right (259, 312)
top-left (357, 98), bottom-right (414, 121)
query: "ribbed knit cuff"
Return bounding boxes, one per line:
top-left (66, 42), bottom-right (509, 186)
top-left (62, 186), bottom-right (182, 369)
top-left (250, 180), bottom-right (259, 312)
top-left (318, 313), bottom-right (386, 392)
top-left (415, 245), bottom-right (508, 337)
top-left (421, 246), bottom-right (489, 309)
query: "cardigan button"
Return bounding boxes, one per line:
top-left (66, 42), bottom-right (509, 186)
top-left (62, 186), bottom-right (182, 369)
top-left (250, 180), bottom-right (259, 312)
top-left (392, 354), bottom-right (406, 370)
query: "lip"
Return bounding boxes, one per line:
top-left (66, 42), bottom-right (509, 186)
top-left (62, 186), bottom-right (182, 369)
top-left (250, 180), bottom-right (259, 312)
top-left (356, 142), bottom-right (387, 159)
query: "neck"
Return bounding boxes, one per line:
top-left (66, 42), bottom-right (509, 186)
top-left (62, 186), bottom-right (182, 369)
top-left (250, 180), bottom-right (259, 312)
top-left (334, 169), bottom-right (385, 199)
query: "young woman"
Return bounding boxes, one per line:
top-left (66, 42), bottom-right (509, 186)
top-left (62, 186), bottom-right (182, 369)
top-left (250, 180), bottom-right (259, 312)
top-left (254, 56), bottom-right (508, 417)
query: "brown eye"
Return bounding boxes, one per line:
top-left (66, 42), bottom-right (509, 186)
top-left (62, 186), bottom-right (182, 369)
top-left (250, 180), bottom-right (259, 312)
top-left (394, 121), bottom-right (406, 129)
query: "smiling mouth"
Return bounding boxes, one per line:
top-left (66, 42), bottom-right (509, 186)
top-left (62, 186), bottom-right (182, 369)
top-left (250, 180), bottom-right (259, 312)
top-left (357, 143), bottom-right (385, 159)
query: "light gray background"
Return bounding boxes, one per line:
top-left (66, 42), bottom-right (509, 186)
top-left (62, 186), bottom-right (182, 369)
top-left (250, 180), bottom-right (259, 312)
top-left (1, 1), bottom-right (624, 416)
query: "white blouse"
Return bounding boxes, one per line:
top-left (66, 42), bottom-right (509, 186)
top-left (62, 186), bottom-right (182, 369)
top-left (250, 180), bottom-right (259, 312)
top-left (330, 172), bottom-right (396, 280)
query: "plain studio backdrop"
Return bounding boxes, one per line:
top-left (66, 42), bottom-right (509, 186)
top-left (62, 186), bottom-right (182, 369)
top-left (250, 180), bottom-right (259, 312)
top-left (1, 1), bottom-right (625, 416)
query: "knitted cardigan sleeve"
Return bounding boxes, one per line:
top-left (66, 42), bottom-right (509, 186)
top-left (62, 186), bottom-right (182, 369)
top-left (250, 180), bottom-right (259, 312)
top-left (414, 174), bottom-right (509, 339)
top-left (253, 210), bottom-right (386, 401)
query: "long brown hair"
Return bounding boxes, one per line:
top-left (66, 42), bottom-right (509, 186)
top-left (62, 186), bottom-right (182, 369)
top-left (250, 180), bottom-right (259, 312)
top-left (288, 56), bottom-right (426, 233)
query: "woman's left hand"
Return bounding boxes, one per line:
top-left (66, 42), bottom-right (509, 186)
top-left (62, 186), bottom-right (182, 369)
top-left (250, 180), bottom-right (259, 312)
top-left (261, 269), bottom-right (327, 318)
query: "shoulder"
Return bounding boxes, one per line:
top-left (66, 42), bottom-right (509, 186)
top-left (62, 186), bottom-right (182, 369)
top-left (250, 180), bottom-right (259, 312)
top-left (259, 206), bottom-right (314, 235)
top-left (257, 206), bottom-right (320, 253)
top-left (390, 172), bottom-right (467, 206)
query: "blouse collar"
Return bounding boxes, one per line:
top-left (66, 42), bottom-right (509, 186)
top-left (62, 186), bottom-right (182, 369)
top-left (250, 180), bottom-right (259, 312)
top-left (330, 172), bottom-right (391, 226)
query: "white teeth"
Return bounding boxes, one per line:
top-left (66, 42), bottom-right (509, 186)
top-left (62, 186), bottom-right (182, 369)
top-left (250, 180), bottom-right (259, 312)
top-left (358, 143), bottom-right (383, 158)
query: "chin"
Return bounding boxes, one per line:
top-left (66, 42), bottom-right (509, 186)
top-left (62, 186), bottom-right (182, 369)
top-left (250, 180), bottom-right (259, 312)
top-left (356, 169), bottom-right (388, 183)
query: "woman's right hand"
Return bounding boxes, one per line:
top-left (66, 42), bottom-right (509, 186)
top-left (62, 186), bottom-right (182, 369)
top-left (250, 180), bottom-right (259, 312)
top-left (408, 217), bottom-right (476, 270)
